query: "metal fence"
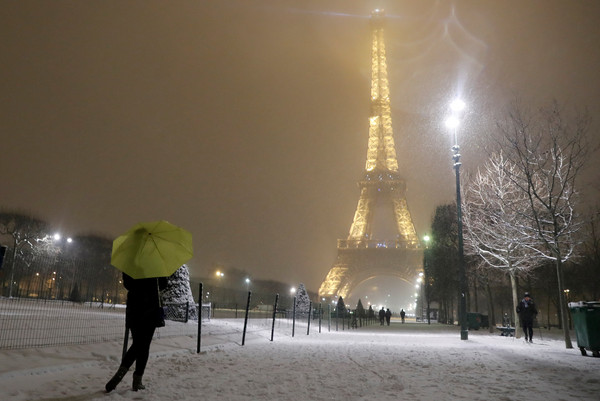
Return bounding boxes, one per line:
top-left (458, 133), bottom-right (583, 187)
top-left (0, 297), bottom-right (207, 350)
top-left (0, 294), bottom-right (368, 350)
top-left (0, 247), bottom-right (366, 349)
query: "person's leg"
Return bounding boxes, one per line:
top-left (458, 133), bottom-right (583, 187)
top-left (120, 329), bottom-right (139, 370)
top-left (521, 320), bottom-right (528, 340)
top-left (130, 325), bottom-right (156, 391)
top-left (528, 323), bottom-right (534, 341)
top-left (133, 325), bottom-right (156, 376)
top-left (106, 326), bottom-right (137, 392)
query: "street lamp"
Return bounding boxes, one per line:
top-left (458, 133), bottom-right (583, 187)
top-left (417, 272), bottom-right (424, 321)
top-left (422, 235), bottom-right (431, 324)
top-left (445, 99), bottom-right (468, 341)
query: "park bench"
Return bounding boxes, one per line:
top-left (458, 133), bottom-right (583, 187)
top-left (496, 326), bottom-right (515, 336)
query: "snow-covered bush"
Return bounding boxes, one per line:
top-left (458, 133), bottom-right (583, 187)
top-left (162, 264), bottom-right (198, 321)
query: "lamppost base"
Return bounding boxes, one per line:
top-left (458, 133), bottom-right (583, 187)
top-left (461, 330), bottom-right (469, 340)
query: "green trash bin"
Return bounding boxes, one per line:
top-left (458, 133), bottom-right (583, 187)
top-left (568, 302), bottom-right (600, 357)
top-left (467, 312), bottom-right (482, 330)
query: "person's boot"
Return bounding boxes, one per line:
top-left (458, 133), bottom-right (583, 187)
top-left (132, 373), bottom-right (146, 391)
top-left (105, 366), bottom-right (128, 393)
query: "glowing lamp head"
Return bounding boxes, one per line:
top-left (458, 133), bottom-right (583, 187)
top-left (445, 116), bottom-right (460, 130)
top-left (450, 99), bottom-right (466, 112)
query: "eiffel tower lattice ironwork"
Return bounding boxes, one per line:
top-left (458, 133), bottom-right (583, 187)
top-left (318, 10), bottom-right (423, 301)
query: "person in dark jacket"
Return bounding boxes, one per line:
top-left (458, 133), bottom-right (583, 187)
top-left (385, 308), bottom-right (392, 326)
top-left (379, 307), bottom-right (385, 325)
top-left (516, 292), bottom-right (538, 343)
top-left (400, 309), bottom-right (406, 323)
top-left (106, 273), bottom-right (167, 392)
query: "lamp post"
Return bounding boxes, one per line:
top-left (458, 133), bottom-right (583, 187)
top-left (215, 270), bottom-right (224, 303)
top-left (422, 235), bottom-right (431, 324)
top-left (417, 273), bottom-right (424, 321)
top-left (445, 99), bottom-right (468, 340)
top-left (564, 289), bottom-right (571, 329)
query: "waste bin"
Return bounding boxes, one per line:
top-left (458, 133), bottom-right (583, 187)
top-left (467, 312), bottom-right (482, 330)
top-left (568, 302), bottom-right (600, 357)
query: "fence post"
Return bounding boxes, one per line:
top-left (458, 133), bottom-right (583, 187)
top-left (197, 283), bottom-right (202, 354)
top-left (307, 301), bottom-right (312, 335)
top-left (271, 293), bottom-right (279, 341)
top-left (292, 296), bottom-right (296, 337)
top-left (241, 291), bottom-right (252, 346)
top-left (318, 303), bottom-right (322, 333)
top-left (328, 304), bottom-right (331, 332)
top-left (185, 301), bottom-right (189, 323)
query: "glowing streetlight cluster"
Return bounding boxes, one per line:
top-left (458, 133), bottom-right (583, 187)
top-left (52, 233), bottom-right (73, 243)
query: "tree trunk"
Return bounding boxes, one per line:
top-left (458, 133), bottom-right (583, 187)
top-left (473, 278), bottom-right (479, 312)
top-left (555, 258), bottom-right (573, 348)
top-left (485, 282), bottom-right (495, 333)
top-left (509, 270), bottom-right (520, 339)
top-left (546, 295), bottom-right (551, 329)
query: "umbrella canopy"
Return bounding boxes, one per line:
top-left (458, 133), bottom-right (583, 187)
top-left (111, 220), bottom-right (193, 279)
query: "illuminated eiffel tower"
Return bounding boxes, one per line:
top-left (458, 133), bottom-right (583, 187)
top-left (318, 9), bottom-right (423, 301)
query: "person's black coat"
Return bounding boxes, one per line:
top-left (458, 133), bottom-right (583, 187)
top-left (123, 273), bottom-right (168, 329)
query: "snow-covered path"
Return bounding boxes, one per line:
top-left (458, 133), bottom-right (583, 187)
top-left (1, 320), bottom-right (598, 401)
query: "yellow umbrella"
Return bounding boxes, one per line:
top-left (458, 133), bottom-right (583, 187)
top-left (111, 220), bottom-right (193, 279)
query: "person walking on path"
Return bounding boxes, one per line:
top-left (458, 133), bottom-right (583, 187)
top-left (385, 308), bottom-right (392, 326)
top-left (379, 307), bottom-right (385, 326)
top-left (400, 309), bottom-right (406, 324)
top-left (516, 292), bottom-right (538, 343)
top-left (106, 274), bottom-right (168, 392)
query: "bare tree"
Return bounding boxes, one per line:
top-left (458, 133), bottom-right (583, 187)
top-left (496, 99), bottom-right (591, 348)
top-left (463, 152), bottom-right (539, 337)
top-left (0, 211), bottom-right (50, 297)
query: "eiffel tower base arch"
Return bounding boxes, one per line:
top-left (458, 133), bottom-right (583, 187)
top-left (318, 245), bottom-right (423, 300)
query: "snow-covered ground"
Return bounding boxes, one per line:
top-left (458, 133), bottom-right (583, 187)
top-left (1, 318), bottom-right (598, 401)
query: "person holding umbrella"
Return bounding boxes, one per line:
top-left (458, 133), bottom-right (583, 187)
top-left (105, 221), bottom-right (193, 392)
top-left (105, 274), bottom-right (167, 392)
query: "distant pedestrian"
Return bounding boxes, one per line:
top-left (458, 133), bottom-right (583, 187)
top-left (379, 307), bottom-right (385, 325)
top-left (385, 308), bottom-right (392, 326)
top-left (400, 309), bottom-right (406, 324)
top-left (516, 292), bottom-right (538, 343)
top-left (105, 274), bottom-right (167, 392)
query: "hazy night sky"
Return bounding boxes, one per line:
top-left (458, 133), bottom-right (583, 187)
top-left (2, 1), bottom-right (599, 298)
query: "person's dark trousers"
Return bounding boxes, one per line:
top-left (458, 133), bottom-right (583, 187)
top-left (522, 320), bottom-right (534, 341)
top-left (122, 325), bottom-right (156, 375)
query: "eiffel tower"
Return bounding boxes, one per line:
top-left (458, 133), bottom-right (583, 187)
top-left (318, 9), bottom-right (423, 301)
